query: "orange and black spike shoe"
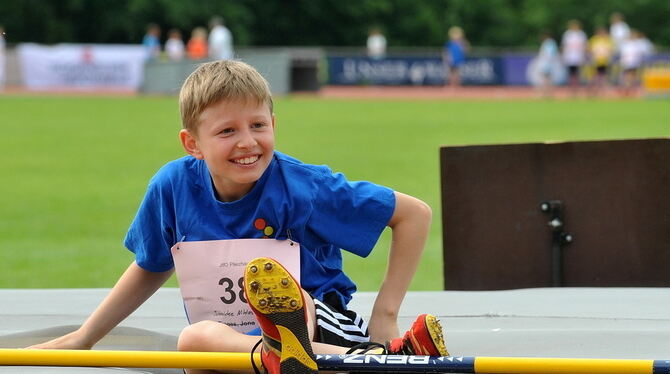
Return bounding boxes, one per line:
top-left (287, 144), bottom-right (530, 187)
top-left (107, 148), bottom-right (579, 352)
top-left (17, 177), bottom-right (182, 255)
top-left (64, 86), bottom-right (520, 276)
top-left (244, 257), bottom-right (318, 374)
top-left (387, 314), bottom-right (449, 356)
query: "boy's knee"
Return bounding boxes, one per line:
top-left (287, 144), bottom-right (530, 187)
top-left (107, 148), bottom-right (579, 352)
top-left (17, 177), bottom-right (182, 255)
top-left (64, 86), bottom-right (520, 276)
top-left (178, 320), bottom-right (229, 351)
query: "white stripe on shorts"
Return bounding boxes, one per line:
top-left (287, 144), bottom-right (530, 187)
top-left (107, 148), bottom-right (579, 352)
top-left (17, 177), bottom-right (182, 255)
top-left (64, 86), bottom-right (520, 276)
top-left (314, 300), bottom-right (368, 330)
top-left (315, 308), bottom-right (365, 332)
top-left (314, 298), bottom-right (369, 343)
top-left (318, 319), bottom-right (369, 343)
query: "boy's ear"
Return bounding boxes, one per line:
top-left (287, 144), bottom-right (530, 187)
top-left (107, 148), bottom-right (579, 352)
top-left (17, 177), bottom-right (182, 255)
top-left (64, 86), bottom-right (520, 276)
top-left (179, 129), bottom-right (203, 159)
top-left (272, 113), bottom-right (276, 129)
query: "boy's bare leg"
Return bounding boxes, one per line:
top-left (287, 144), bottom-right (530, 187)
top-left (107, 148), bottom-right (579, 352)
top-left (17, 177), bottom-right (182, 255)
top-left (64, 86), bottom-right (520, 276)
top-left (178, 322), bottom-right (260, 373)
top-left (179, 289), bottom-right (353, 374)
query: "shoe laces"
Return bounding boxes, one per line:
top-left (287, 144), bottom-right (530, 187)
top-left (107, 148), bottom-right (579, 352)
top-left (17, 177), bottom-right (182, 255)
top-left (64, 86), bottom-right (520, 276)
top-left (345, 341), bottom-right (388, 354)
top-left (251, 338), bottom-right (263, 374)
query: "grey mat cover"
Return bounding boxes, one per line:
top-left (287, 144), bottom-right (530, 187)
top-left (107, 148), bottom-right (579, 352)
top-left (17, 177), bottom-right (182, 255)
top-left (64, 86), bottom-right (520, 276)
top-left (1, 288), bottom-right (669, 373)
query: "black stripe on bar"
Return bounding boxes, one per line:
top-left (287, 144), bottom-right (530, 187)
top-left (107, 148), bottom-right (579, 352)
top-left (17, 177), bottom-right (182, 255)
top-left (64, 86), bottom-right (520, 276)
top-left (315, 354), bottom-right (475, 373)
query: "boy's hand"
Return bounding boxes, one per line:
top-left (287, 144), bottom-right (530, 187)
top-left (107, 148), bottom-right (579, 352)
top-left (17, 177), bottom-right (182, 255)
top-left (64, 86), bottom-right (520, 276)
top-left (26, 329), bottom-right (94, 350)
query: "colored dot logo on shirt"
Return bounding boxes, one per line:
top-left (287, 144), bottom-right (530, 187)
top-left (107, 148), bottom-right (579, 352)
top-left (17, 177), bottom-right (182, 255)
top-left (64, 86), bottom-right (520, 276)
top-left (254, 218), bottom-right (266, 230)
top-left (254, 218), bottom-right (274, 238)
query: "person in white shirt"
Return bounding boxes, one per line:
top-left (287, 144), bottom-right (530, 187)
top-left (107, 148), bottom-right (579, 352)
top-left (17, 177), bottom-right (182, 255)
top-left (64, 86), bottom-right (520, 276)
top-left (637, 32), bottom-right (655, 58)
top-left (561, 20), bottom-right (587, 94)
top-left (208, 16), bottom-right (234, 60)
top-left (367, 27), bottom-right (387, 60)
top-left (609, 12), bottom-right (630, 55)
top-left (165, 29), bottom-right (185, 61)
top-left (619, 30), bottom-right (654, 96)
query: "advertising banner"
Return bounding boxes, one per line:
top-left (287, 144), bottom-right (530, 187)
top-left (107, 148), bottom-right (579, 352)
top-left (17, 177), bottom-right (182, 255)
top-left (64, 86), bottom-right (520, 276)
top-left (328, 56), bottom-right (503, 86)
top-left (17, 43), bottom-right (147, 91)
top-left (500, 54), bottom-right (535, 86)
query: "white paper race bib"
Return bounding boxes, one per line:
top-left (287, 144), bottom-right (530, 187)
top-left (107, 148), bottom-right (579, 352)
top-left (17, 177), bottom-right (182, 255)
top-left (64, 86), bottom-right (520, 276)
top-left (171, 238), bottom-right (300, 333)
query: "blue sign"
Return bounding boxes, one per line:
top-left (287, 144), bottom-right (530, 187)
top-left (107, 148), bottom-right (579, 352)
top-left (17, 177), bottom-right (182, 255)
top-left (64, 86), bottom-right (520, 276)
top-left (328, 56), bottom-right (503, 86)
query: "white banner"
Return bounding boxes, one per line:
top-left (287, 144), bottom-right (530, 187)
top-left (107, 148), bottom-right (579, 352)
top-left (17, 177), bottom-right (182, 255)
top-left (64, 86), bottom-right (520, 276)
top-left (17, 43), bottom-right (147, 91)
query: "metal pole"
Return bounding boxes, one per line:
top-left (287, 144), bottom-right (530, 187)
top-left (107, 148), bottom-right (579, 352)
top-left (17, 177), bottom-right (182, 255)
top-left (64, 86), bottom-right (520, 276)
top-left (552, 240), bottom-right (563, 287)
top-left (541, 200), bottom-right (572, 287)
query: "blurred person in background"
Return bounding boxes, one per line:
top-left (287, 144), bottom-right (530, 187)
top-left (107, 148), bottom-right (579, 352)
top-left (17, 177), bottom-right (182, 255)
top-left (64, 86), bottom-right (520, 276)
top-left (366, 26), bottom-right (387, 60)
top-left (142, 23), bottom-right (161, 61)
top-left (561, 20), bottom-right (587, 95)
top-left (187, 27), bottom-right (208, 60)
top-left (208, 16), bottom-right (233, 60)
top-left (443, 26), bottom-right (469, 87)
top-left (609, 12), bottom-right (630, 85)
top-left (619, 30), bottom-right (653, 97)
top-left (609, 12), bottom-right (630, 57)
top-left (0, 25), bottom-right (5, 89)
top-left (535, 30), bottom-right (560, 98)
top-left (588, 26), bottom-right (614, 96)
top-left (165, 29), bottom-right (185, 61)
top-left (637, 31), bottom-right (655, 58)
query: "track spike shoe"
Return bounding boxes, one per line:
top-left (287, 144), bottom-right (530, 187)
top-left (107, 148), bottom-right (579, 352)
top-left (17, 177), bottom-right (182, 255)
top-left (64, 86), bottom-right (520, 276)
top-left (388, 314), bottom-right (449, 356)
top-left (244, 257), bottom-right (317, 374)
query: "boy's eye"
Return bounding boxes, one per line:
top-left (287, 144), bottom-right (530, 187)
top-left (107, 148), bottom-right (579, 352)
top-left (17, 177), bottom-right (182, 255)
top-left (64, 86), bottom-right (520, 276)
top-left (252, 122), bottom-right (266, 129)
top-left (219, 128), bottom-right (234, 135)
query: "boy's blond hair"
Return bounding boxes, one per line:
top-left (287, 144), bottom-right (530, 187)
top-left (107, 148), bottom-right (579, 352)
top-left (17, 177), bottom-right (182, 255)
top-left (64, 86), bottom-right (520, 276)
top-left (179, 60), bottom-right (273, 133)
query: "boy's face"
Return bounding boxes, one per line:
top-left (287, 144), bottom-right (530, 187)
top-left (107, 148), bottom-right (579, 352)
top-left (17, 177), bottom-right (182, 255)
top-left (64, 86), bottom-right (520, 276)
top-left (180, 99), bottom-right (275, 202)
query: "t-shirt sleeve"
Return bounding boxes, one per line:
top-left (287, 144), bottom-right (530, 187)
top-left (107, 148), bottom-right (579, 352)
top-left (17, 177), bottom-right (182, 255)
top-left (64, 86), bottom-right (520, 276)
top-left (124, 174), bottom-right (177, 272)
top-left (309, 171), bottom-right (396, 258)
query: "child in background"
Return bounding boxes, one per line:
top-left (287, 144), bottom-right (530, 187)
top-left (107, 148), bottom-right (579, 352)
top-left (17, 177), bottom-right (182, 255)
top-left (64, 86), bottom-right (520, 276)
top-left (536, 31), bottom-right (560, 97)
top-left (187, 27), bottom-right (208, 60)
top-left (367, 27), bottom-right (387, 59)
top-left (443, 26), bottom-right (469, 87)
top-left (619, 30), bottom-right (653, 97)
top-left (561, 20), bottom-right (588, 96)
top-left (165, 28), bottom-right (185, 61)
top-left (142, 23), bottom-right (161, 61)
top-left (588, 27), bottom-right (614, 96)
top-left (29, 60), bottom-right (448, 373)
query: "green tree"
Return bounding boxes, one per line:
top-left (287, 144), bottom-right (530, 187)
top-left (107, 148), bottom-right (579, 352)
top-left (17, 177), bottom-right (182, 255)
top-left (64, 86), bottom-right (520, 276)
top-left (0, 0), bottom-right (667, 48)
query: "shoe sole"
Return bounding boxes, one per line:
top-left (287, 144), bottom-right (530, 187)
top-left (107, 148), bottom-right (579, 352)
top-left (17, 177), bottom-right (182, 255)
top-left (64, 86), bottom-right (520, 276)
top-left (424, 314), bottom-right (450, 356)
top-left (245, 257), bottom-right (318, 374)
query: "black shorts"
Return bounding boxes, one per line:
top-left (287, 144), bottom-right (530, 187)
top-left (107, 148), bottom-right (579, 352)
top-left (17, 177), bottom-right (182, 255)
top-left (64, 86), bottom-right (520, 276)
top-left (595, 65), bottom-right (608, 75)
top-left (568, 65), bottom-right (580, 76)
top-left (313, 292), bottom-right (370, 347)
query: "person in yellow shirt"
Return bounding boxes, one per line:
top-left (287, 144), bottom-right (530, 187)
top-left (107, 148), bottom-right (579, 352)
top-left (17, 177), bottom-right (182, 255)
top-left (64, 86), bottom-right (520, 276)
top-left (588, 27), bottom-right (614, 96)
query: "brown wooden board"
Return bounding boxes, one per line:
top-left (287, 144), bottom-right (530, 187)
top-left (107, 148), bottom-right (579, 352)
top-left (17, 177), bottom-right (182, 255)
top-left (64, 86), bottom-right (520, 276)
top-left (440, 138), bottom-right (670, 290)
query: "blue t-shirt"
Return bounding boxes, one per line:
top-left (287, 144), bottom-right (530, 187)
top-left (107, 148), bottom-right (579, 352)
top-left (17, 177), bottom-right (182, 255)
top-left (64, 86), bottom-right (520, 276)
top-left (446, 40), bottom-right (466, 67)
top-left (124, 151), bottom-right (395, 307)
top-left (142, 34), bottom-right (160, 60)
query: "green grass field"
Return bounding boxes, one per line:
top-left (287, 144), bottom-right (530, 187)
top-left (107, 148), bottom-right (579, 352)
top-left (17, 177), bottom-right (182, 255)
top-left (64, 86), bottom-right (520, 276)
top-left (1, 95), bottom-right (668, 291)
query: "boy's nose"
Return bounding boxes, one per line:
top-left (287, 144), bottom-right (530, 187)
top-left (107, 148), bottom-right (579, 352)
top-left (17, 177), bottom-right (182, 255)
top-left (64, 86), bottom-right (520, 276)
top-left (237, 130), bottom-right (258, 149)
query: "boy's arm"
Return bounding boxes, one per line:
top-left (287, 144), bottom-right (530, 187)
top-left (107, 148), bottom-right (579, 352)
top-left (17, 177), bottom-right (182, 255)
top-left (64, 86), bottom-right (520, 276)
top-left (28, 261), bottom-right (173, 349)
top-left (367, 191), bottom-right (432, 344)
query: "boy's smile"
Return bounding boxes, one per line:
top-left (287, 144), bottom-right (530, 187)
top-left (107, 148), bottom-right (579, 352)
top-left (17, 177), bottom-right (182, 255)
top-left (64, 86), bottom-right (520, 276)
top-left (233, 155), bottom-right (260, 165)
top-left (180, 99), bottom-right (275, 202)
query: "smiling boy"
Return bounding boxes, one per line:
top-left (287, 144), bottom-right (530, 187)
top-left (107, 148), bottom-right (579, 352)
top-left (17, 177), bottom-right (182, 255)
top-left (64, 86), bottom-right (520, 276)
top-left (31, 60), bottom-right (448, 373)
top-left (180, 97), bottom-right (275, 202)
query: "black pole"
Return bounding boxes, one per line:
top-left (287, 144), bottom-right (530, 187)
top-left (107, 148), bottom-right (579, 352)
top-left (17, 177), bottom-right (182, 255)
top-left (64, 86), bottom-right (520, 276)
top-left (541, 201), bottom-right (572, 287)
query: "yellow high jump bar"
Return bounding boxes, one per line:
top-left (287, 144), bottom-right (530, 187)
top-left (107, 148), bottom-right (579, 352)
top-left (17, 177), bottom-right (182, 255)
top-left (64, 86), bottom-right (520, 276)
top-left (0, 349), bottom-right (260, 370)
top-left (474, 357), bottom-right (655, 374)
top-left (0, 349), bottom-right (668, 373)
